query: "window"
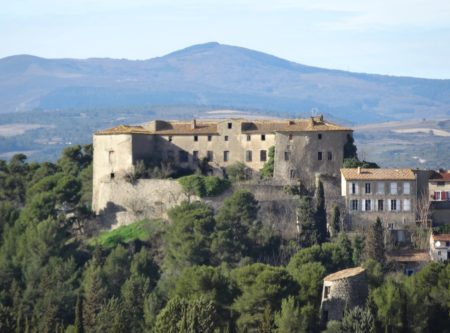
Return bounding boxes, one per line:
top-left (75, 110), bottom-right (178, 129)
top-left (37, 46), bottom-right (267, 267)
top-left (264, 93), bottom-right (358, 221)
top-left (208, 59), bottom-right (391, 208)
top-left (247, 135), bottom-right (251, 141)
top-left (260, 150), bottom-right (267, 162)
top-left (223, 151), bottom-right (229, 162)
top-left (227, 122), bottom-right (232, 129)
top-left (435, 192), bottom-right (441, 200)
top-left (351, 182), bottom-right (357, 194)
top-left (437, 181), bottom-right (445, 186)
top-left (168, 136), bottom-right (173, 142)
top-left (318, 133), bottom-right (322, 140)
top-left (224, 135), bottom-right (229, 141)
top-left (365, 200), bottom-right (371, 211)
top-left (390, 182), bottom-right (397, 194)
top-left (284, 151), bottom-right (290, 161)
top-left (365, 183), bottom-right (371, 194)
top-left (110, 172), bottom-right (115, 180)
top-left (290, 169), bottom-right (296, 179)
top-left (324, 286), bottom-right (331, 299)
top-left (327, 152), bottom-right (332, 160)
top-left (261, 134), bottom-right (266, 141)
top-left (403, 182), bottom-right (410, 194)
top-left (194, 135), bottom-right (198, 142)
top-left (246, 150), bottom-right (252, 162)
top-left (179, 150), bottom-right (189, 163)
top-left (207, 151), bottom-right (213, 162)
top-left (390, 199), bottom-right (397, 211)
top-left (289, 134), bottom-right (293, 141)
top-left (377, 182), bottom-right (385, 194)
top-left (403, 199), bottom-right (411, 211)
top-left (388, 223), bottom-right (394, 229)
top-left (193, 151), bottom-right (199, 161)
top-left (318, 152), bottom-right (323, 161)
top-left (351, 199), bottom-right (358, 211)
top-left (378, 199), bottom-right (384, 211)
top-left (207, 135), bottom-right (212, 142)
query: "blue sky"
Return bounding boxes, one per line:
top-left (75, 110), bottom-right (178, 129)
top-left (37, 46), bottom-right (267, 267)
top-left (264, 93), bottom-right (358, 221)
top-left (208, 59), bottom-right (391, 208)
top-left (1, 0), bottom-right (450, 78)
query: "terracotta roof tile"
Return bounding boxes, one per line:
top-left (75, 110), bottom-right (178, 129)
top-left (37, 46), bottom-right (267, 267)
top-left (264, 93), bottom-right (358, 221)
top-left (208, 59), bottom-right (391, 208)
top-left (387, 250), bottom-right (430, 262)
top-left (324, 267), bottom-right (365, 282)
top-left (95, 117), bottom-right (351, 135)
top-left (432, 234), bottom-right (450, 241)
top-left (430, 172), bottom-right (450, 182)
top-left (341, 168), bottom-right (416, 180)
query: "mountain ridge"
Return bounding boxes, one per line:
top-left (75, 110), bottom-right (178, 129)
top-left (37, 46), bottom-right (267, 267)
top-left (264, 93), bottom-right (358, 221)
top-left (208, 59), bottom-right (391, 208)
top-left (1, 42), bottom-right (450, 123)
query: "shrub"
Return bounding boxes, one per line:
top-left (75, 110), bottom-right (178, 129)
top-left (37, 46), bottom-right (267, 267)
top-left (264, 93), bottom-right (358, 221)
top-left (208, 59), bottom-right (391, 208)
top-left (260, 146), bottom-right (275, 179)
top-left (178, 175), bottom-right (230, 198)
top-left (226, 162), bottom-right (249, 182)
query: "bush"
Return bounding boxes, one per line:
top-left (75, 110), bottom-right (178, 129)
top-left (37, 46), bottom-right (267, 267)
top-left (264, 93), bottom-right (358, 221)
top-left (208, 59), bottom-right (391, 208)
top-left (226, 162), bottom-right (249, 182)
top-left (178, 175), bottom-right (230, 198)
top-left (343, 158), bottom-right (379, 169)
top-left (260, 146), bottom-right (275, 179)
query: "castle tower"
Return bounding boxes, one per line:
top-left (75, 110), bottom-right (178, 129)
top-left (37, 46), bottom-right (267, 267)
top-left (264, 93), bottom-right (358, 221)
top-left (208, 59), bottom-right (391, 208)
top-left (320, 267), bottom-right (368, 322)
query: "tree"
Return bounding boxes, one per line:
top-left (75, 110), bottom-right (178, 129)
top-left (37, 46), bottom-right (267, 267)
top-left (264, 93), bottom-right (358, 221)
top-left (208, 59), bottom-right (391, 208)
top-left (330, 206), bottom-right (341, 237)
top-left (341, 306), bottom-right (375, 333)
top-left (260, 146), bottom-right (275, 179)
top-left (342, 158), bottom-right (379, 169)
top-left (274, 297), bottom-right (314, 333)
top-left (82, 263), bottom-right (108, 331)
top-left (314, 181), bottom-right (328, 243)
top-left (121, 273), bottom-right (151, 333)
top-left (231, 264), bottom-right (299, 331)
top-left (211, 190), bottom-right (259, 264)
top-left (352, 234), bottom-right (365, 265)
top-left (365, 218), bottom-right (385, 265)
top-left (343, 134), bottom-right (357, 159)
top-left (165, 201), bottom-right (215, 268)
top-left (296, 196), bottom-right (318, 248)
top-left (75, 293), bottom-right (84, 333)
top-left (287, 262), bottom-right (326, 306)
top-left (226, 162), bottom-right (250, 182)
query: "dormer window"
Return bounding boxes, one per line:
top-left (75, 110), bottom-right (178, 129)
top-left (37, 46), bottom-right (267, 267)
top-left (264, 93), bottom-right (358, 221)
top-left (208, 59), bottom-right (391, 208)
top-left (228, 122), bottom-right (232, 129)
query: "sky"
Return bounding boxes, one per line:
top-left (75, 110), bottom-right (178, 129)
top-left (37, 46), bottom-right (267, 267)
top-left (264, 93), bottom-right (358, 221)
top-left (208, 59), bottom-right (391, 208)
top-left (1, 0), bottom-right (450, 79)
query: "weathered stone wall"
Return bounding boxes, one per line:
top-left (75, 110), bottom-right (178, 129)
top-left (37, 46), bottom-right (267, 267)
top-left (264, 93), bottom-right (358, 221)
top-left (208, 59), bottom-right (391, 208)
top-left (273, 131), bottom-right (349, 187)
top-left (95, 178), bottom-right (195, 228)
top-left (321, 272), bottom-right (368, 322)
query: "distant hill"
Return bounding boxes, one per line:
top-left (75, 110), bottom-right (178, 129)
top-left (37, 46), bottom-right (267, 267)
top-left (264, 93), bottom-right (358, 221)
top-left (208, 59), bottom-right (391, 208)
top-left (1, 42), bottom-right (450, 124)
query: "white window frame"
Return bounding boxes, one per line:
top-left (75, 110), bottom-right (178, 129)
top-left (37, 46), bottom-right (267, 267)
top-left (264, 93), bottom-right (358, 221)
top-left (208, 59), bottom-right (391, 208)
top-left (403, 182), bottom-right (410, 195)
top-left (349, 182), bottom-right (359, 195)
top-left (351, 199), bottom-right (358, 211)
top-left (377, 182), bottom-right (385, 194)
top-left (365, 183), bottom-right (371, 194)
top-left (365, 199), bottom-right (371, 211)
top-left (390, 182), bottom-right (397, 195)
top-left (403, 199), bottom-right (411, 211)
top-left (390, 199), bottom-right (397, 211)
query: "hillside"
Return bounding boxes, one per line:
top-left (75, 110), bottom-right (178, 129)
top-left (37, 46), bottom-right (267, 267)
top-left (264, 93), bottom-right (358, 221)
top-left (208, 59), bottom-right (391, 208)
top-left (1, 42), bottom-right (450, 123)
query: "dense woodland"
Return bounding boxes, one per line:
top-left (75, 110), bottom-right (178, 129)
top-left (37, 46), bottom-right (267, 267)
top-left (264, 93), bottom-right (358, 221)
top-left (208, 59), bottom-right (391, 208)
top-left (0, 145), bottom-right (449, 333)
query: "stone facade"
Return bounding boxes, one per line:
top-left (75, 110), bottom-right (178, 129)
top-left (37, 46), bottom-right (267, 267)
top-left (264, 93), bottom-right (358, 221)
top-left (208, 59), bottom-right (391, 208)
top-left (320, 267), bottom-right (368, 322)
top-left (428, 171), bottom-right (450, 225)
top-left (341, 168), bottom-right (419, 235)
top-left (92, 116), bottom-right (352, 214)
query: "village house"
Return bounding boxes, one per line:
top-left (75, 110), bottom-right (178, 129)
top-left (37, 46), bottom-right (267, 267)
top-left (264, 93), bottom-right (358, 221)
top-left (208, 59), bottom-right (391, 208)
top-left (429, 233), bottom-right (450, 261)
top-left (429, 171), bottom-right (450, 225)
top-left (340, 168), bottom-right (419, 240)
top-left (92, 116), bottom-right (352, 213)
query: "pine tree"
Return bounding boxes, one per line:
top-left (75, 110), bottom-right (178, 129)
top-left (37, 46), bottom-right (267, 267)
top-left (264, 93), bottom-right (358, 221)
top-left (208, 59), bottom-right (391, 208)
top-left (314, 181), bottom-right (328, 243)
top-left (82, 264), bottom-right (108, 331)
top-left (365, 217), bottom-right (385, 265)
top-left (75, 293), bottom-right (84, 333)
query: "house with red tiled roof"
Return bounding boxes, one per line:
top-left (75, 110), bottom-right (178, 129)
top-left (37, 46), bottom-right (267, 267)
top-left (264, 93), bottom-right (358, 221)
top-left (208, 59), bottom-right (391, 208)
top-left (429, 233), bottom-right (450, 261)
top-left (340, 167), bottom-right (419, 240)
top-left (429, 171), bottom-right (450, 225)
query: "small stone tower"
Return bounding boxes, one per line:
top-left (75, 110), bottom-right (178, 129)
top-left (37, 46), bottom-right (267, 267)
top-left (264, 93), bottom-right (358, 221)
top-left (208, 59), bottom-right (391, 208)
top-left (320, 267), bottom-right (368, 322)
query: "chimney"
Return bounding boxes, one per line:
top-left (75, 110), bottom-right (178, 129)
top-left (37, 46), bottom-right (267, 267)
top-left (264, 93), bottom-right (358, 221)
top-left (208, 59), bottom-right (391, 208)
top-left (357, 167), bottom-right (361, 174)
top-left (191, 119), bottom-right (197, 129)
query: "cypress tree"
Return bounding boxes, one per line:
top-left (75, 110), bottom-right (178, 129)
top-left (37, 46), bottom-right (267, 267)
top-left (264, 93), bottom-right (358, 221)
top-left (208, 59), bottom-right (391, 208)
top-left (331, 206), bottom-right (341, 237)
top-left (365, 217), bottom-right (385, 265)
top-left (75, 293), bottom-right (84, 333)
top-left (297, 196), bottom-right (317, 247)
top-left (314, 181), bottom-right (328, 243)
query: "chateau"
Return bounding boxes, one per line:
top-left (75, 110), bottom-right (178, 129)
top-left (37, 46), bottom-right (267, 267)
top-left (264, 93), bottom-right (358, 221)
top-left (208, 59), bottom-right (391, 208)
top-left (92, 116), bottom-right (352, 213)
